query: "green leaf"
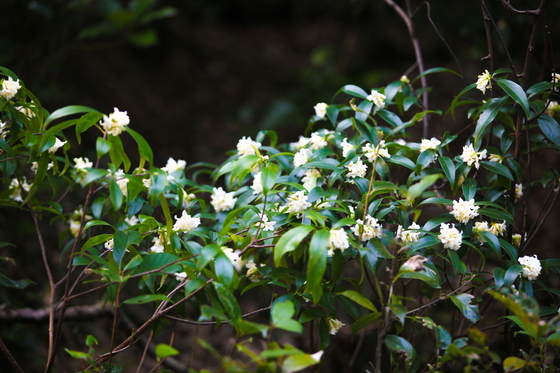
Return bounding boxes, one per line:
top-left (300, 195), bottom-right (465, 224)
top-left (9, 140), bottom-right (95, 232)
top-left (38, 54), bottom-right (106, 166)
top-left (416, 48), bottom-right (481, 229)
top-left (503, 356), bottom-right (527, 372)
top-left (155, 344), bottom-right (179, 360)
top-left (272, 300), bottom-right (302, 333)
top-left (477, 231), bottom-right (501, 256)
top-left (305, 229), bottom-right (329, 304)
top-left (123, 294), bottom-right (173, 305)
top-left (480, 161), bottom-right (514, 181)
top-left (214, 251), bottom-right (235, 289)
top-left (76, 112), bottom-right (103, 143)
top-left (495, 79), bottom-right (531, 118)
top-left (450, 294), bottom-right (481, 323)
top-left (351, 312), bottom-right (382, 335)
top-left (126, 127), bottom-right (154, 166)
top-left (261, 163), bottom-right (277, 195)
top-left (337, 290), bottom-right (377, 312)
top-left (341, 84), bottom-right (368, 99)
top-left (274, 226), bottom-right (314, 266)
top-left (479, 208), bottom-right (514, 226)
top-left (473, 97), bottom-right (507, 147)
top-left (438, 156), bottom-right (456, 189)
top-left (538, 115), bottom-right (560, 146)
top-left (0, 273), bottom-right (33, 289)
top-left (378, 109), bottom-right (403, 127)
top-left (96, 137), bottom-right (112, 158)
top-left (387, 154), bottom-right (415, 170)
top-left (384, 335), bottom-right (419, 373)
top-left (44, 105), bottom-right (98, 127)
top-left (282, 352), bottom-right (321, 372)
top-left (406, 174), bottom-right (441, 201)
top-left (65, 348), bottom-right (92, 361)
top-left (213, 282), bottom-right (242, 320)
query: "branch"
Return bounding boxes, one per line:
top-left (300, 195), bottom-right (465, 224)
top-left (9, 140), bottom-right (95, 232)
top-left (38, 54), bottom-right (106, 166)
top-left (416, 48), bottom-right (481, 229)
top-left (0, 336), bottom-right (25, 373)
top-left (500, 0), bottom-right (543, 15)
top-left (0, 303), bottom-right (112, 322)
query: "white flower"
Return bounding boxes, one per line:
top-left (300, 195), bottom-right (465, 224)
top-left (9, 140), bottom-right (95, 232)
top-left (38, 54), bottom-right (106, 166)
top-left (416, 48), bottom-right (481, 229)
top-left (113, 169), bottom-right (129, 197)
top-left (17, 105), bottom-right (36, 118)
top-left (9, 177), bottom-right (31, 202)
top-left (99, 107), bottom-right (130, 136)
top-left (74, 157), bottom-right (93, 172)
top-left (511, 285), bottom-right (519, 296)
top-left (476, 70), bottom-right (492, 94)
top-left (345, 159), bottom-right (367, 179)
top-left (48, 137), bottom-right (67, 153)
top-left (221, 247), bottom-right (243, 270)
top-left (310, 351), bottom-right (324, 363)
top-left (237, 136), bottom-right (261, 157)
top-left (290, 136), bottom-right (310, 151)
top-left (173, 211), bottom-right (201, 232)
top-left (438, 223), bottom-right (463, 251)
top-left (451, 198), bottom-right (479, 223)
top-left (150, 236), bottom-right (165, 253)
top-left (327, 228), bottom-right (349, 256)
top-left (518, 255), bottom-right (541, 281)
top-left (162, 157), bottom-right (186, 174)
top-left (489, 221), bottom-right (506, 236)
top-left (473, 221), bottom-right (490, 244)
top-left (104, 238), bottom-right (114, 251)
top-left (0, 77), bottom-right (21, 100)
top-left (285, 190), bottom-right (311, 214)
top-left (256, 214), bottom-right (276, 232)
top-left (394, 138), bottom-right (407, 145)
top-left (31, 161), bottom-right (53, 173)
top-left (326, 317), bottom-right (345, 335)
top-left (69, 220), bottom-right (82, 237)
top-left (314, 102), bottom-right (328, 119)
top-left (366, 89), bottom-right (386, 109)
top-left (460, 144), bottom-right (487, 169)
top-left (512, 233), bottom-right (522, 248)
top-left (400, 75), bottom-right (410, 84)
top-left (309, 132), bottom-right (328, 150)
top-left (175, 272), bottom-right (188, 281)
top-left (362, 140), bottom-right (390, 162)
top-left (396, 222), bottom-right (421, 243)
top-left (351, 215), bottom-right (382, 242)
top-left (420, 138), bottom-right (441, 152)
top-left (211, 187), bottom-right (237, 212)
top-left (251, 172), bottom-right (263, 195)
top-left (124, 215), bottom-right (139, 226)
top-left (340, 138), bottom-right (355, 157)
top-left (293, 148), bottom-right (313, 167)
top-left (301, 168), bottom-right (321, 183)
top-left (515, 184), bottom-right (523, 201)
top-left (245, 260), bottom-right (265, 282)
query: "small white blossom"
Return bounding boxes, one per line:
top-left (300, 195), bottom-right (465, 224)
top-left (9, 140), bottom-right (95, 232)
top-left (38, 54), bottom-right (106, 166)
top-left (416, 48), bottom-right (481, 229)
top-left (74, 157), bottom-right (93, 172)
top-left (460, 144), bottom-right (487, 169)
top-left (310, 351), bottom-right (324, 363)
top-left (362, 140), bottom-right (390, 162)
top-left (473, 221), bottom-right (490, 244)
top-left (69, 220), bottom-right (82, 237)
top-left (301, 168), bottom-right (321, 183)
top-left (124, 215), bottom-right (139, 226)
top-left (314, 102), bottom-right (328, 119)
top-left (420, 138), bottom-right (441, 152)
top-left (285, 190), bottom-right (311, 214)
top-left (113, 169), bottom-right (129, 197)
top-left (0, 77), bottom-right (21, 100)
top-left (489, 221), bottom-right (506, 236)
top-left (451, 198), bottom-right (479, 223)
top-left (394, 138), bottom-right (407, 145)
top-left (366, 89), bottom-right (386, 109)
top-left (290, 136), bottom-right (310, 151)
top-left (511, 285), bottom-right (519, 296)
top-left (221, 247), bottom-right (244, 271)
top-left (9, 177), bottom-right (31, 202)
top-left (351, 215), bottom-right (382, 241)
top-left (396, 222), bottom-right (421, 243)
top-left (512, 234), bottom-right (522, 248)
top-left (173, 211), bottom-right (201, 232)
top-left (345, 159), bottom-right (367, 179)
top-left (99, 107), bottom-right (130, 136)
top-left (162, 157), bottom-right (186, 174)
top-left (237, 136), bottom-right (261, 157)
top-left (515, 184), bottom-right (523, 201)
top-left (552, 73), bottom-right (560, 91)
top-left (245, 260), bottom-right (265, 282)
top-left (17, 105), bottom-right (35, 118)
top-left (150, 235), bottom-right (165, 253)
top-left (400, 75), bottom-right (410, 84)
top-left (518, 255), bottom-right (541, 281)
top-left (438, 223), bottom-right (463, 251)
top-left (309, 132), bottom-right (328, 150)
top-left (293, 148), bottom-right (313, 167)
top-left (327, 228), bottom-right (349, 256)
top-left (251, 172), bottom-right (263, 195)
top-left (211, 187), bottom-right (237, 212)
top-left (476, 70), bottom-right (492, 94)
top-left (31, 161), bottom-right (53, 173)
top-left (340, 138), bottom-right (355, 157)
top-left (104, 238), bottom-right (114, 251)
top-left (48, 137), bottom-right (67, 153)
top-left (256, 214), bottom-right (276, 232)
top-left (547, 101), bottom-right (560, 117)
top-left (175, 272), bottom-right (188, 281)
top-left (326, 317), bottom-right (345, 335)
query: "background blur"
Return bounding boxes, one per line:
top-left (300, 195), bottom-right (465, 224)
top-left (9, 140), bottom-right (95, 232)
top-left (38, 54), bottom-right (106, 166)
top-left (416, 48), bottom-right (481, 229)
top-left (1, 0), bottom-right (559, 371)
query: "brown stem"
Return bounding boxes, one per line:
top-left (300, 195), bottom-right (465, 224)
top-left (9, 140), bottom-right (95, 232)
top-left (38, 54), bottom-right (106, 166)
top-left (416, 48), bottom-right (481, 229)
top-left (0, 336), bottom-right (25, 373)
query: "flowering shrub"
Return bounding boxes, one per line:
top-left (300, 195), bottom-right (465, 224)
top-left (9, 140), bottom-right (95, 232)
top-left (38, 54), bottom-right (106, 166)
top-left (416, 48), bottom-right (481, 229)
top-left (2, 4), bottom-right (560, 373)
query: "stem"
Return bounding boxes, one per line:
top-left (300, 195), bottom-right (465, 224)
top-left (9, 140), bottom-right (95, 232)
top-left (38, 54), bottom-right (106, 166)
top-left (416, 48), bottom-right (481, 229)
top-left (107, 282), bottom-right (122, 372)
top-left (0, 336), bottom-right (25, 373)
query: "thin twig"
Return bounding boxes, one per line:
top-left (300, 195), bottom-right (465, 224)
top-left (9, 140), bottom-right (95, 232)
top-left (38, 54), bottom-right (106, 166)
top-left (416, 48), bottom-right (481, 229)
top-left (0, 336), bottom-right (25, 373)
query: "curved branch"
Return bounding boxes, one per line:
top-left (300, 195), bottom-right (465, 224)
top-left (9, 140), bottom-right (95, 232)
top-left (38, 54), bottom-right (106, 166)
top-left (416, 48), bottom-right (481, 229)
top-left (500, 0), bottom-right (543, 15)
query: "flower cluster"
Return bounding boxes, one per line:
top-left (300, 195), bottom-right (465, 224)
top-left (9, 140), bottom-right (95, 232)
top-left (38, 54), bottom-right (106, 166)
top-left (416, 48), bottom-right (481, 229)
top-left (351, 215), bottom-right (382, 242)
top-left (162, 157), bottom-right (186, 174)
top-left (345, 159), bottom-right (367, 179)
top-left (284, 190), bottom-right (311, 214)
top-left (362, 140), bottom-right (390, 162)
top-left (476, 70), bottom-right (492, 94)
top-left (396, 222), bottom-right (421, 243)
top-left (211, 187), bottom-right (237, 212)
top-left (237, 136), bottom-right (261, 157)
top-left (314, 102), bottom-right (328, 119)
top-left (518, 255), bottom-right (541, 281)
top-left (255, 214), bottom-right (276, 232)
top-left (326, 317), bottom-right (345, 335)
top-left (173, 211), bottom-right (201, 232)
top-left (460, 144), bottom-right (487, 169)
top-left (293, 148), bottom-right (313, 167)
top-left (99, 107), bottom-right (130, 136)
top-left (451, 198), bottom-right (479, 223)
top-left (438, 223), bottom-right (462, 250)
top-left (327, 228), bottom-right (349, 256)
top-left (420, 138), bottom-right (441, 152)
top-left (366, 89), bottom-right (386, 109)
top-left (0, 76), bottom-right (21, 100)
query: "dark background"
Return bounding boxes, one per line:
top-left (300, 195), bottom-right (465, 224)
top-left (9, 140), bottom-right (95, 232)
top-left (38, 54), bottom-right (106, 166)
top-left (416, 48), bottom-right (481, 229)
top-left (1, 0), bottom-right (559, 371)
